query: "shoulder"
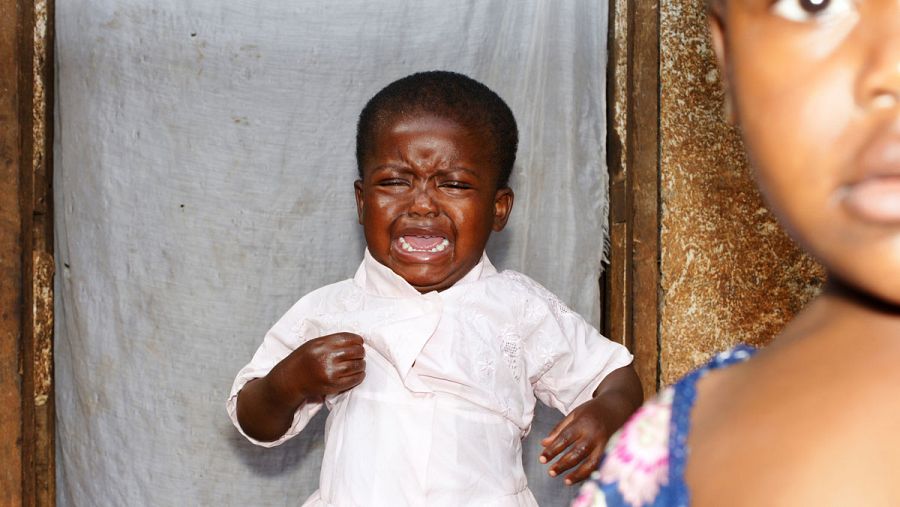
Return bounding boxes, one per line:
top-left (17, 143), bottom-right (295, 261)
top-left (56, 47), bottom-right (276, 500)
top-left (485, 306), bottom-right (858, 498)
top-left (575, 346), bottom-right (757, 507)
top-left (281, 278), bottom-right (358, 317)
top-left (295, 278), bottom-right (355, 303)
top-left (687, 342), bottom-right (900, 504)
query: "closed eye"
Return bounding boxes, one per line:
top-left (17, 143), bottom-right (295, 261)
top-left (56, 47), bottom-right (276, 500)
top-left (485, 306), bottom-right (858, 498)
top-left (440, 181), bottom-right (474, 190)
top-left (377, 178), bottom-right (409, 187)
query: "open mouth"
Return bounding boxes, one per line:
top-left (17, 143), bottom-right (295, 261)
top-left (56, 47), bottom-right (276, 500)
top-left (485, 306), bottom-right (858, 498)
top-left (398, 235), bottom-right (450, 253)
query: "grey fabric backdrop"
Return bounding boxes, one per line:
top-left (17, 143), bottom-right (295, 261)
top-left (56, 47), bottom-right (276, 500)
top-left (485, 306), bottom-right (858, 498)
top-left (54, 1), bottom-right (609, 505)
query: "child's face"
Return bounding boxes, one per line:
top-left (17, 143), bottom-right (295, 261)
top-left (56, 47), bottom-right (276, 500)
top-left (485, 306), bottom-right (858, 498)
top-left (354, 114), bottom-right (513, 292)
top-left (712, 0), bottom-right (900, 303)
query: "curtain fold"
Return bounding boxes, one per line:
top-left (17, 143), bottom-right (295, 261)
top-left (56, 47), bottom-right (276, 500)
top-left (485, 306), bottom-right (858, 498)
top-left (55, 1), bottom-right (609, 504)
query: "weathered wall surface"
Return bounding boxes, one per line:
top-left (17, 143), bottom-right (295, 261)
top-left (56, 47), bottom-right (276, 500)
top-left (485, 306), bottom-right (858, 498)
top-left (658, 0), bottom-right (825, 384)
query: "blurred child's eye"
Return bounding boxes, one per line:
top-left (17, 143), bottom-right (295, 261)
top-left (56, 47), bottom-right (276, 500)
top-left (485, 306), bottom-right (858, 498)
top-left (441, 181), bottom-right (473, 190)
top-left (771, 0), bottom-right (855, 22)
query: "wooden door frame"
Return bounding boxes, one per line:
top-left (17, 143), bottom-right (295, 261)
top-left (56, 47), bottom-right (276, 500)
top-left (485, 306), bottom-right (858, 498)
top-left (602, 0), bottom-right (661, 398)
top-left (0, 0), bottom-right (56, 504)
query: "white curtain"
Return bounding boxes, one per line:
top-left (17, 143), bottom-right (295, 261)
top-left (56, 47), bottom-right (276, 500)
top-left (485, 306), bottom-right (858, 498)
top-left (54, 1), bottom-right (609, 504)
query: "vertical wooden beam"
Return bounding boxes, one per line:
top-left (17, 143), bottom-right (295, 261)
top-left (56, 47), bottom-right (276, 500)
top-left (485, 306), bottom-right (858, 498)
top-left (629, 0), bottom-right (661, 395)
top-left (605, 0), bottom-right (661, 397)
top-left (604, 0), bottom-right (632, 360)
top-left (0, 0), bottom-right (26, 503)
top-left (27, 0), bottom-right (56, 503)
top-left (1, 0), bottom-right (55, 504)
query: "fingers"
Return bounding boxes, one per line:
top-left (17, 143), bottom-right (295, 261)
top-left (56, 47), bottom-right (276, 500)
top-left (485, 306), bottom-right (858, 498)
top-left (327, 333), bottom-right (366, 360)
top-left (543, 432), bottom-right (606, 485)
top-left (341, 371), bottom-right (365, 389)
top-left (563, 447), bottom-right (605, 485)
top-left (541, 412), bottom-right (575, 447)
top-left (329, 332), bottom-right (364, 346)
top-left (540, 406), bottom-right (610, 485)
top-left (335, 359), bottom-right (366, 377)
top-left (547, 440), bottom-right (591, 480)
top-left (333, 345), bottom-right (365, 362)
top-left (328, 369), bottom-right (365, 393)
top-left (540, 421), bottom-right (575, 464)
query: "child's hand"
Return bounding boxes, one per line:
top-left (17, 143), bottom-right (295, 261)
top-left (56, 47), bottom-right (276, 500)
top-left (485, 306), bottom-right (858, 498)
top-left (293, 333), bottom-right (367, 400)
top-left (539, 364), bottom-right (643, 485)
top-left (539, 397), bottom-right (615, 485)
top-left (236, 333), bottom-right (365, 442)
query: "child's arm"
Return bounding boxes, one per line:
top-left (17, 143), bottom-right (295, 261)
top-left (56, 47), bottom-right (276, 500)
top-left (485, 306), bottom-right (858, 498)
top-left (235, 332), bottom-right (366, 442)
top-left (539, 363), bottom-right (643, 485)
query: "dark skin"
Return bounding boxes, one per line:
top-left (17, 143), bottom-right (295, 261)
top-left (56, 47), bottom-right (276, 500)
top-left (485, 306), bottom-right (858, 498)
top-left (540, 364), bottom-right (643, 484)
top-left (681, 0), bottom-right (900, 504)
top-left (236, 333), bottom-right (365, 442)
top-left (236, 113), bottom-right (643, 484)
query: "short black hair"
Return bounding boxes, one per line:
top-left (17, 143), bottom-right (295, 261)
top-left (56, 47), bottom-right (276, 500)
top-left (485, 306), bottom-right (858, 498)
top-left (356, 70), bottom-right (518, 188)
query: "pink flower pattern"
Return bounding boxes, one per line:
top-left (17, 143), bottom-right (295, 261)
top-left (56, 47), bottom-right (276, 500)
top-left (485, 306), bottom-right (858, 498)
top-left (577, 388), bottom-right (674, 507)
top-left (572, 478), bottom-right (607, 507)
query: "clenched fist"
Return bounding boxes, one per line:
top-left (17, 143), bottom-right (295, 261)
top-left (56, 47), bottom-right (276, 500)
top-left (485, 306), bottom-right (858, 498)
top-left (289, 333), bottom-right (367, 400)
top-left (235, 332), bottom-right (366, 442)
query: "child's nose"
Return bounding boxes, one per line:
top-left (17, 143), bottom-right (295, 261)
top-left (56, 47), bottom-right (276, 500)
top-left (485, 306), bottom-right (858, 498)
top-left (857, 8), bottom-right (900, 110)
top-left (408, 185), bottom-right (439, 218)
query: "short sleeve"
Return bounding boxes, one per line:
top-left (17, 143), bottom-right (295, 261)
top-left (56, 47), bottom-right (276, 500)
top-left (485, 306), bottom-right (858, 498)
top-left (528, 295), bottom-right (633, 415)
top-left (225, 290), bottom-right (332, 448)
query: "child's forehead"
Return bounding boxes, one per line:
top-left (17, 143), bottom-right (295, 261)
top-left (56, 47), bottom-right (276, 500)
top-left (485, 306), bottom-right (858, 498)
top-left (379, 111), bottom-right (488, 139)
top-left (367, 113), bottom-right (502, 175)
top-left (374, 114), bottom-right (493, 155)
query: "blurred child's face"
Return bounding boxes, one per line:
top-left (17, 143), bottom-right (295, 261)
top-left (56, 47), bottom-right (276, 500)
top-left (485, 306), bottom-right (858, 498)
top-left (711, 0), bottom-right (900, 303)
top-left (355, 114), bottom-right (513, 292)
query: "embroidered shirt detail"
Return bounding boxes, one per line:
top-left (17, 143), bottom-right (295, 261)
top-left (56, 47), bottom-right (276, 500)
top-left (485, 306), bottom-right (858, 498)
top-left (227, 250), bottom-right (635, 506)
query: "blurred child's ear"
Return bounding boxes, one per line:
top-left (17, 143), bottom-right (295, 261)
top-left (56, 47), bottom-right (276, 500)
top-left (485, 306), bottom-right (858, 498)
top-left (492, 187), bottom-right (514, 232)
top-left (354, 180), bottom-right (364, 225)
top-left (709, 10), bottom-right (736, 124)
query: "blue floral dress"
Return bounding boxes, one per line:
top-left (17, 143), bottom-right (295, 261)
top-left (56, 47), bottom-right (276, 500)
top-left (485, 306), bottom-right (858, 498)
top-left (573, 346), bottom-right (756, 507)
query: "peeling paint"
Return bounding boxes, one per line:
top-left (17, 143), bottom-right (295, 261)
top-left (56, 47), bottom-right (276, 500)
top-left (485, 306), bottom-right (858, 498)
top-left (32, 0), bottom-right (48, 186)
top-left (33, 250), bottom-right (54, 406)
top-left (612, 0), bottom-right (628, 164)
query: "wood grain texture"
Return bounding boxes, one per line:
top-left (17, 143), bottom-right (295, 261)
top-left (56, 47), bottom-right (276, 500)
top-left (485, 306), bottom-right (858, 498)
top-left (29, 0), bottom-right (55, 503)
top-left (629, 0), bottom-right (661, 396)
top-left (0, 0), bottom-right (25, 502)
top-left (605, 0), bottom-right (660, 398)
top-left (0, 0), bottom-right (55, 504)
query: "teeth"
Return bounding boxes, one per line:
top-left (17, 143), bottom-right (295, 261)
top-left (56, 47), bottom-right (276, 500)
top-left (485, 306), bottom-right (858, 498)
top-left (398, 237), bottom-right (450, 253)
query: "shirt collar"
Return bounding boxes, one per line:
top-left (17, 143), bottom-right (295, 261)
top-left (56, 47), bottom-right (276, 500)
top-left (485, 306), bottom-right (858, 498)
top-left (354, 249), bottom-right (497, 298)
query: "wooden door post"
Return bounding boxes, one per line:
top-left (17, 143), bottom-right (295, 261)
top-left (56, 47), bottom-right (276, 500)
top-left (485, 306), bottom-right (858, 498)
top-left (1, 0), bottom-right (55, 504)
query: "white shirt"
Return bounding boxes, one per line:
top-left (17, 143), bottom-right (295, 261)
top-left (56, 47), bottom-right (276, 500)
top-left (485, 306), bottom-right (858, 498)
top-left (227, 250), bottom-right (632, 506)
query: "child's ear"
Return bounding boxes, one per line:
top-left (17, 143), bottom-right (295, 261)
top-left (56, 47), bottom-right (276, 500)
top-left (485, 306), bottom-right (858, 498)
top-left (709, 9), bottom-right (736, 124)
top-left (492, 187), bottom-right (514, 232)
top-left (354, 179), bottom-right (364, 225)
